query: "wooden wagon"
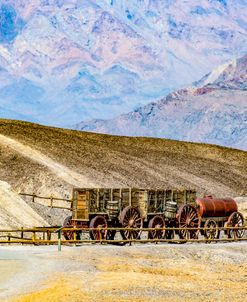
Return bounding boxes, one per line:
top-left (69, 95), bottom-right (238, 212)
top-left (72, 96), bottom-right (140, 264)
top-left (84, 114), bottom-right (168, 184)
top-left (63, 187), bottom-right (200, 240)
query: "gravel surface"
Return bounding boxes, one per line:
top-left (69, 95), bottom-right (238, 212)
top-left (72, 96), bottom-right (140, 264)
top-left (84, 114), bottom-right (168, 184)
top-left (0, 242), bottom-right (246, 301)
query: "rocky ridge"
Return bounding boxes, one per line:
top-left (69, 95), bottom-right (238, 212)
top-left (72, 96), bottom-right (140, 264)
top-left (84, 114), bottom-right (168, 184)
top-left (0, 1), bottom-right (246, 126)
top-left (77, 54), bottom-right (247, 150)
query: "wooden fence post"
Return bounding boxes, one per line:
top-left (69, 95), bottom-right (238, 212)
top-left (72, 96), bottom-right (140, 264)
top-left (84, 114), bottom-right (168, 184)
top-left (32, 232), bottom-right (36, 244)
top-left (58, 230), bottom-right (62, 252)
top-left (47, 230), bottom-right (51, 242)
top-left (99, 227), bottom-right (102, 244)
top-left (73, 226), bottom-right (77, 246)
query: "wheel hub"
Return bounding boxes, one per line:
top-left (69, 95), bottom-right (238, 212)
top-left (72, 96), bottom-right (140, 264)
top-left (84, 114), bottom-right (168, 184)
top-left (186, 218), bottom-right (193, 226)
top-left (129, 219), bottom-right (134, 227)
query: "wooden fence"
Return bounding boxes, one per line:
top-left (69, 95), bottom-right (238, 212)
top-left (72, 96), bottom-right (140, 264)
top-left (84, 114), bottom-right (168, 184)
top-left (0, 226), bottom-right (246, 251)
top-left (19, 192), bottom-right (72, 210)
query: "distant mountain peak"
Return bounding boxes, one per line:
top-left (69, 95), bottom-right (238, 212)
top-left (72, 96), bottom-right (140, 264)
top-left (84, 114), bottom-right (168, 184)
top-left (194, 54), bottom-right (247, 90)
top-left (0, 1), bottom-right (246, 126)
top-left (76, 54), bottom-right (247, 151)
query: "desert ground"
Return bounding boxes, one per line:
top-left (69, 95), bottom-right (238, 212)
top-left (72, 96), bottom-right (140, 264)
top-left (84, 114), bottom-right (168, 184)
top-left (0, 242), bottom-right (246, 302)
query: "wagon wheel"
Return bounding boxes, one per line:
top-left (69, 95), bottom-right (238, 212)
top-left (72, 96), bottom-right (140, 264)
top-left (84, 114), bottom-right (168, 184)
top-left (89, 215), bottom-right (108, 241)
top-left (178, 204), bottom-right (200, 240)
top-left (63, 216), bottom-right (84, 240)
top-left (63, 215), bottom-right (74, 240)
top-left (148, 216), bottom-right (165, 240)
top-left (204, 219), bottom-right (218, 242)
top-left (119, 206), bottom-right (143, 240)
top-left (226, 212), bottom-right (245, 239)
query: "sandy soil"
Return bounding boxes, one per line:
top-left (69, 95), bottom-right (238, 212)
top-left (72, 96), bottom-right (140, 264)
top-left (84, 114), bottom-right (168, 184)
top-left (0, 242), bottom-right (246, 302)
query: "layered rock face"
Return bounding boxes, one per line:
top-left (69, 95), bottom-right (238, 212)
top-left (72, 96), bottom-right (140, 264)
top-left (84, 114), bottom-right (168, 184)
top-left (0, 1), bottom-right (246, 127)
top-left (77, 54), bottom-right (247, 150)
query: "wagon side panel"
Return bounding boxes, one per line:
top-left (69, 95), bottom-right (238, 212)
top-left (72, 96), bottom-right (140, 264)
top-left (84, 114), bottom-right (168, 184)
top-left (72, 189), bottom-right (89, 221)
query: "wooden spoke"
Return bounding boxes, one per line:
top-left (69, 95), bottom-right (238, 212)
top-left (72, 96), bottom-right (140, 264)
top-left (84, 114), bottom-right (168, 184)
top-left (204, 219), bottom-right (218, 242)
top-left (119, 206), bottom-right (143, 240)
top-left (62, 217), bottom-right (84, 240)
top-left (89, 215), bottom-right (108, 241)
top-left (226, 212), bottom-right (245, 239)
top-left (148, 215), bottom-right (165, 240)
top-left (63, 216), bottom-right (74, 240)
top-left (178, 204), bottom-right (200, 240)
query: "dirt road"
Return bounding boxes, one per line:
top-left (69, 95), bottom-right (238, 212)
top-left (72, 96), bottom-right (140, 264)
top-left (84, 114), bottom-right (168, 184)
top-left (1, 242), bottom-right (246, 302)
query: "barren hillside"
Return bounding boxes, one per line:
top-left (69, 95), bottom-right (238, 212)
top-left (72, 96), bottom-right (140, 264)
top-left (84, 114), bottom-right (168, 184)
top-left (0, 119), bottom-right (246, 198)
top-left (0, 181), bottom-right (47, 228)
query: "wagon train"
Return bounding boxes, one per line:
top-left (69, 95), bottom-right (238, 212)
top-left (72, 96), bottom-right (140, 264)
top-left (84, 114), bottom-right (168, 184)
top-left (62, 188), bottom-right (245, 241)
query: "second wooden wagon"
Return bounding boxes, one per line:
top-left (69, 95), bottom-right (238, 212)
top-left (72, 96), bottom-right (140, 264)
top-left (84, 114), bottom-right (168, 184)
top-left (63, 187), bottom-right (199, 240)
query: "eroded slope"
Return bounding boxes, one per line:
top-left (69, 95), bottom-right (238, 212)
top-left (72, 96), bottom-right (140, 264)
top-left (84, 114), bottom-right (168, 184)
top-left (0, 120), bottom-right (246, 199)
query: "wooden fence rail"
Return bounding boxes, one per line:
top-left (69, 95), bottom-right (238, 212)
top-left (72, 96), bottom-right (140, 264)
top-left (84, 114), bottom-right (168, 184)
top-left (0, 226), bottom-right (246, 251)
top-left (19, 192), bottom-right (72, 210)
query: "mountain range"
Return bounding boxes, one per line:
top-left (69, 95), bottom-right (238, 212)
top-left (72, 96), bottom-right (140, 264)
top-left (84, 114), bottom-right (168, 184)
top-left (0, 0), bottom-right (246, 129)
top-left (76, 54), bottom-right (247, 150)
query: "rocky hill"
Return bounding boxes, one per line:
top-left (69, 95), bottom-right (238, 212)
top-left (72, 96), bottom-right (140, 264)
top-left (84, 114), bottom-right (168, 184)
top-left (0, 1), bottom-right (246, 126)
top-left (77, 54), bottom-right (247, 150)
top-left (0, 119), bottom-right (246, 225)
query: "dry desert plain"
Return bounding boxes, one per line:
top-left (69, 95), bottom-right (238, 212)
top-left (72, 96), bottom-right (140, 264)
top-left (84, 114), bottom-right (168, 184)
top-left (0, 242), bottom-right (246, 302)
